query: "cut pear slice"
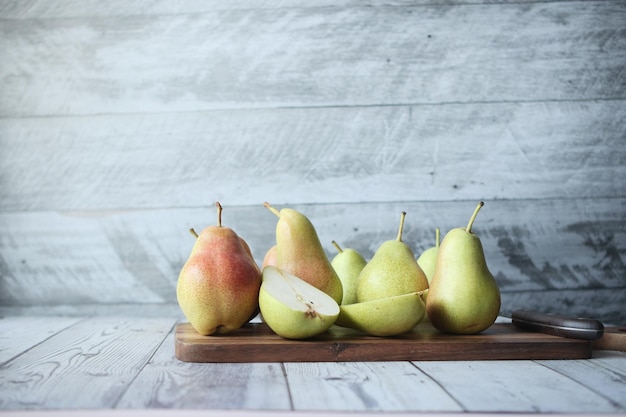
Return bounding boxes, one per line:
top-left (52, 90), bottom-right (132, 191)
top-left (335, 291), bottom-right (426, 336)
top-left (259, 266), bottom-right (340, 339)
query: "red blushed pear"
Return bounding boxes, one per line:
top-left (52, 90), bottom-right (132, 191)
top-left (177, 202), bottom-right (262, 336)
top-left (426, 201), bottom-right (501, 335)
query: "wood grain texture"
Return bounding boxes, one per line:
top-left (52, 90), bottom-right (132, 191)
top-left (414, 359), bottom-right (624, 413)
top-left (538, 351), bottom-right (626, 410)
top-left (0, 198), bottom-right (624, 323)
top-left (1, 101), bottom-right (624, 211)
top-left (1, 2), bottom-right (624, 117)
top-left (0, 0), bottom-right (591, 20)
top-left (117, 326), bottom-right (291, 410)
top-left (1, 315), bottom-right (626, 412)
top-left (0, 1), bottom-right (624, 327)
top-left (0, 316), bottom-right (82, 365)
top-left (0, 317), bottom-right (176, 409)
top-left (283, 361), bottom-right (462, 411)
top-left (174, 322), bottom-right (593, 363)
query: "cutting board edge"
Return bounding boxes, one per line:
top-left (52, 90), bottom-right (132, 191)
top-left (173, 322), bottom-right (593, 363)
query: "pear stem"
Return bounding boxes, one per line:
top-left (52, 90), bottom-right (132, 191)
top-left (465, 201), bottom-right (484, 234)
top-left (435, 227), bottom-right (440, 248)
top-left (263, 201), bottom-right (281, 217)
top-left (189, 228), bottom-right (199, 239)
top-left (331, 240), bottom-right (343, 254)
top-left (215, 201), bottom-right (223, 227)
top-left (396, 211), bottom-right (407, 242)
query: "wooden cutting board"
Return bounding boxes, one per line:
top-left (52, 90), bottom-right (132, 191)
top-left (175, 321), bottom-right (597, 363)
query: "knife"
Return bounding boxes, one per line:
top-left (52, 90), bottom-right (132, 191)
top-left (511, 309), bottom-right (605, 340)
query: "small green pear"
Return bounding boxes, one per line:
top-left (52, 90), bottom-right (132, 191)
top-left (335, 291), bottom-right (427, 336)
top-left (416, 227), bottom-right (440, 284)
top-left (356, 211), bottom-right (429, 302)
top-left (426, 201), bottom-right (501, 335)
top-left (264, 202), bottom-right (343, 304)
top-left (259, 266), bottom-right (340, 339)
top-left (330, 241), bottom-right (367, 305)
top-left (416, 227), bottom-right (439, 320)
top-left (177, 202), bottom-right (262, 336)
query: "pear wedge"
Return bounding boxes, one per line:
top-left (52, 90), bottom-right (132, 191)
top-left (259, 266), bottom-right (340, 339)
top-left (335, 291), bottom-right (426, 336)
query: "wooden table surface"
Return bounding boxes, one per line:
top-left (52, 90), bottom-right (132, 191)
top-left (1, 315), bottom-right (625, 414)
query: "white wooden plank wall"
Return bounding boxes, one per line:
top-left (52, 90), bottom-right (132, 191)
top-left (0, 0), bottom-right (625, 323)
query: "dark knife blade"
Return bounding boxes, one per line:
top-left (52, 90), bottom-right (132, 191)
top-left (512, 309), bottom-right (604, 340)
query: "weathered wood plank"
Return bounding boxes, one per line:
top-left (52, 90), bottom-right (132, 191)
top-left (116, 324), bottom-right (291, 409)
top-left (537, 351), bottom-right (626, 410)
top-left (0, 316), bottom-right (82, 365)
top-left (1, 2), bottom-right (624, 117)
top-left (0, 0), bottom-right (589, 20)
top-left (1, 101), bottom-right (624, 211)
top-left (0, 317), bottom-right (175, 409)
top-left (284, 361), bottom-right (462, 411)
top-left (1, 198), bottom-right (623, 322)
top-left (1, 316), bottom-right (625, 413)
top-left (414, 360), bottom-right (624, 413)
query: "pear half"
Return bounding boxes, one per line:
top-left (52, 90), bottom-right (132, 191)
top-left (259, 266), bottom-right (340, 339)
top-left (335, 291), bottom-right (426, 336)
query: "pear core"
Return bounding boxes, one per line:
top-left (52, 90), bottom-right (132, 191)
top-left (259, 266), bottom-right (339, 339)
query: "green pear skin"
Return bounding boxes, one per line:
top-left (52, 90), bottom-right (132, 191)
top-left (356, 211), bottom-right (429, 302)
top-left (335, 291), bottom-right (426, 336)
top-left (426, 202), bottom-right (501, 335)
top-left (330, 241), bottom-right (367, 305)
top-left (416, 227), bottom-right (440, 284)
top-left (177, 202), bottom-right (262, 336)
top-left (264, 203), bottom-right (343, 304)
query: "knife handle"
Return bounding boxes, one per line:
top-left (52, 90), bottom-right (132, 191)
top-left (512, 309), bottom-right (604, 340)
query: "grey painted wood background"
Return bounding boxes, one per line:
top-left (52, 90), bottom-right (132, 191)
top-left (1, 0), bottom-right (625, 324)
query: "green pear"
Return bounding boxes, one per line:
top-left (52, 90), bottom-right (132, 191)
top-left (416, 227), bottom-right (440, 284)
top-left (416, 227), bottom-right (439, 320)
top-left (356, 211), bottom-right (429, 302)
top-left (259, 266), bottom-right (340, 339)
top-left (264, 202), bottom-right (343, 304)
top-left (426, 201), bottom-right (501, 335)
top-left (335, 291), bottom-right (427, 336)
top-left (330, 241), bottom-right (367, 305)
top-left (177, 202), bottom-right (262, 336)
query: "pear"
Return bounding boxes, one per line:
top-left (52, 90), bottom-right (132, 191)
top-left (264, 202), bottom-right (343, 304)
top-left (259, 266), bottom-right (340, 339)
top-left (262, 245), bottom-right (277, 268)
top-left (416, 227), bottom-right (440, 319)
top-left (416, 227), bottom-right (440, 284)
top-left (330, 241), bottom-right (367, 305)
top-left (426, 201), bottom-right (501, 335)
top-left (177, 202), bottom-right (262, 336)
top-left (356, 211), bottom-right (429, 302)
top-left (335, 291), bottom-right (427, 336)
